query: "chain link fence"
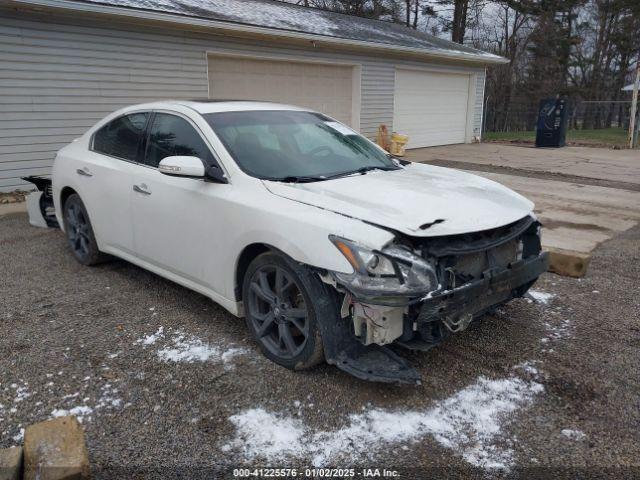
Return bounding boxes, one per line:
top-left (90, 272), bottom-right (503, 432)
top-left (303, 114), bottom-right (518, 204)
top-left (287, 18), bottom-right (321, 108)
top-left (482, 97), bottom-right (636, 147)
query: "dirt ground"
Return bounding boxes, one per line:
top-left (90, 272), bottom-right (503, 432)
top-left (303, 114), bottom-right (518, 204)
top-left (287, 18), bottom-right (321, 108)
top-left (1, 208), bottom-right (639, 479)
top-left (407, 144), bottom-right (640, 268)
top-left (406, 143), bottom-right (640, 190)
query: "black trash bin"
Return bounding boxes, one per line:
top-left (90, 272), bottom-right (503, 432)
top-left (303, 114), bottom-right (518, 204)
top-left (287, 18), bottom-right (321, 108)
top-left (535, 97), bottom-right (569, 147)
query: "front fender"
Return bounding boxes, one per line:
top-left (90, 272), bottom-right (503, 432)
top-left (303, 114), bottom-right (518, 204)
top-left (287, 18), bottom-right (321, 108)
top-left (231, 206), bottom-right (395, 276)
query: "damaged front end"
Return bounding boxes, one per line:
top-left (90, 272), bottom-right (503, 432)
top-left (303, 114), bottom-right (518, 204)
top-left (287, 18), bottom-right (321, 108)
top-left (21, 176), bottom-right (58, 228)
top-left (322, 215), bottom-right (549, 385)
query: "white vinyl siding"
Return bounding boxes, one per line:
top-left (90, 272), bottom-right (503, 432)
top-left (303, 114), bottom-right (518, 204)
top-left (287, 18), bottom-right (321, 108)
top-left (474, 70), bottom-right (486, 139)
top-left (0, 8), bottom-right (486, 191)
top-left (0, 14), bottom-right (208, 190)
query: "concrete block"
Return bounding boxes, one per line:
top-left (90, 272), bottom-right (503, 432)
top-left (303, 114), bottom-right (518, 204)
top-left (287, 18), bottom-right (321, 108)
top-left (547, 247), bottom-right (591, 278)
top-left (0, 447), bottom-right (23, 480)
top-left (24, 416), bottom-right (91, 480)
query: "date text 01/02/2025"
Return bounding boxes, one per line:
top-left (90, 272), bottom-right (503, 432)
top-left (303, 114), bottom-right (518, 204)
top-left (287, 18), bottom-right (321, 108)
top-left (232, 467), bottom-right (401, 477)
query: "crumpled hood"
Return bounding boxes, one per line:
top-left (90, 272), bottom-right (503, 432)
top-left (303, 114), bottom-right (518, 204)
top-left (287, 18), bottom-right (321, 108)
top-left (263, 162), bottom-right (534, 237)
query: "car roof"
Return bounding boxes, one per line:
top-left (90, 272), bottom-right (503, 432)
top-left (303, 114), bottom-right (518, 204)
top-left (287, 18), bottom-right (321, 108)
top-left (125, 100), bottom-right (312, 115)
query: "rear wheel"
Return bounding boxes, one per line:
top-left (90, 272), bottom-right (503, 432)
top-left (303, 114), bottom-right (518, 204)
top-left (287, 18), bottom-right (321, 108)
top-left (63, 193), bottom-right (107, 266)
top-left (242, 252), bottom-right (324, 370)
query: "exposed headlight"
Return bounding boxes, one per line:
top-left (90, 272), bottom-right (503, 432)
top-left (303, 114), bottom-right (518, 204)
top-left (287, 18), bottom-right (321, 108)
top-left (329, 235), bottom-right (438, 305)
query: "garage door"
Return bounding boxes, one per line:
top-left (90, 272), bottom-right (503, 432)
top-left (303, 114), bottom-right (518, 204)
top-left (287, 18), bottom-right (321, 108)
top-left (207, 55), bottom-right (355, 126)
top-left (393, 69), bottom-right (471, 148)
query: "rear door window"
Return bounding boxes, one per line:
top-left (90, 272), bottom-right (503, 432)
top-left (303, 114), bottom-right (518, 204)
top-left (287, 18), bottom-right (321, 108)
top-left (144, 113), bottom-right (214, 168)
top-left (93, 113), bottom-right (149, 161)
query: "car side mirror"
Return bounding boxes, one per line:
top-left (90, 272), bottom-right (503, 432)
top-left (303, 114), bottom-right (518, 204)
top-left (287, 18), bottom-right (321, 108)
top-left (203, 163), bottom-right (228, 184)
top-left (158, 156), bottom-right (205, 178)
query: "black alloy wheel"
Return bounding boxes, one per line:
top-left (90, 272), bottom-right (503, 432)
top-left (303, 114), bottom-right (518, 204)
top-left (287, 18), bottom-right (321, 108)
top-left (66, 201), bottom-right (90, 258)
top-left (243, 252), bottom-right (324, 369)
top-left (63, 193), bottom-right (106, 266)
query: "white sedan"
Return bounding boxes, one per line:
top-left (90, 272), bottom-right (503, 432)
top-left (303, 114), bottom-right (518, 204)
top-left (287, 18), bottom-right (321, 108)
top-left (25, 101), bottom-right (548, 384)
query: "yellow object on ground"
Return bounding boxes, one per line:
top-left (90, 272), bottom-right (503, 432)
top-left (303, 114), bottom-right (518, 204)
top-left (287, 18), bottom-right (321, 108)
top-left (390, 133), bottom-right (409, 156)
top-left (376, 124), bottom-right (390, 151)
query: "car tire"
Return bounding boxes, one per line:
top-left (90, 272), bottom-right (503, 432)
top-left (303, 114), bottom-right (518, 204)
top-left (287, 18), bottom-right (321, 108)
top-left (62, 193), bottom-right (108, 266)
top-left (242, 251), bottom-right (327, 370)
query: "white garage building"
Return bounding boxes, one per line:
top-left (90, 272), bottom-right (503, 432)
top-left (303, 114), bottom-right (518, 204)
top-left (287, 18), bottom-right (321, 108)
top-left (0, 0), bottom-right (506, 191)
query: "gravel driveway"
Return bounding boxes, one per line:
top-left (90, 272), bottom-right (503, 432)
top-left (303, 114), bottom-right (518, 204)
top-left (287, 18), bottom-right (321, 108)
top-left (1, 211), bottom-right (638, 478)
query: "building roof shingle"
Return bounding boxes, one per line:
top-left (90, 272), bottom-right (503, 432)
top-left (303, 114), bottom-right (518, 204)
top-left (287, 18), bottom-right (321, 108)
top-left (71, 0), bottom-right (504, 63)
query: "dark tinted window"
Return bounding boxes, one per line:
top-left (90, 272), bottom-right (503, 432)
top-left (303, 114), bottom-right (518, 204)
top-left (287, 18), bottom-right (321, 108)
top-left (145, 113), bottom-right (213, 168)
top-left (93, 113), bottom-right (149, 161)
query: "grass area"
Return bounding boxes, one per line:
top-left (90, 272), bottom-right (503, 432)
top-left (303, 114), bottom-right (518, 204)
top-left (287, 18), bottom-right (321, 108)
top-left (484, 127), bottom-right (628, 147)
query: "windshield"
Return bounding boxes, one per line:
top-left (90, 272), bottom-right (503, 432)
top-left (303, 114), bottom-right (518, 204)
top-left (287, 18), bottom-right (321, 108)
top-left (203, 110), bottom-right (398, 181)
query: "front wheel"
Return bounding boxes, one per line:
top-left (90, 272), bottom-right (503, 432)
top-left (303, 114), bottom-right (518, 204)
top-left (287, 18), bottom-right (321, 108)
top-left (63, 193), bottom-right (107, 266)
top-left (242, 252), bottom-right (325, 370)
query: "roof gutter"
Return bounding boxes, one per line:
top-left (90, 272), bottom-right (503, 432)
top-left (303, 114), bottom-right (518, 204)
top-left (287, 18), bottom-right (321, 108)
top-left (7, 0), bottom-right (509, 65)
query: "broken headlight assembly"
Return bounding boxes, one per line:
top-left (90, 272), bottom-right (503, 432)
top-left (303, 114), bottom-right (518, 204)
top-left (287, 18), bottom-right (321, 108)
top-left (329, 235), bottom-right (438, 305)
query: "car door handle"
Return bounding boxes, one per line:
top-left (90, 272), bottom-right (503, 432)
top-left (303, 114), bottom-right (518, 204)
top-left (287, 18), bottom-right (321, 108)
top-left (76, 168), bottom-right (92, 177)
top-left (133, 184), bottom-right (151, 195)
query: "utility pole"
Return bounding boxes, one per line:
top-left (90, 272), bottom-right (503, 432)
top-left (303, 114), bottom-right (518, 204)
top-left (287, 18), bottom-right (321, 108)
top-left (629, 59), bottom-right (640, 149)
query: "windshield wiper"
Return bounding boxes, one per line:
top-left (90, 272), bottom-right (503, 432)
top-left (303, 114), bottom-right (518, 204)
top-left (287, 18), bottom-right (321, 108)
top-left (355, 165), bottom-right (400, 174)
top-left (387, 153), bottom-right (411, 166)
top-left (275, 175), bottom-right (328, 183)
top-left (274, 165), bottom-right (400, 183)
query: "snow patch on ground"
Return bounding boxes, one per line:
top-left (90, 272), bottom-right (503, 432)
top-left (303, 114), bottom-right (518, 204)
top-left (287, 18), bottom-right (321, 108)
top-left (136, 327), bottom-right (247, 367)
top-left (157, 333), bottom-right (220, 362)
top-left (514, 361), bottom-right (540, 377)
top-left (221, 347), bottom-right (248, 365)
top-left (14, 388), bottom-right (30, 403)
top-left (546, 318), bottom-right (572, 341)
top-left (135, 326), bottom-right (164, 346)
top-left (158, 334), bottom-right (247, 366)
top-left (223, 373), bottom-right (544, 469)
top-left (10, 382), bottom-right (30, 404)
top-left (12, 427), bottom-right (24, 444)
top-left (541, 313), bottom-right (572, 344)
top-left (51, 405), bottom-right (94, 423)
top-left (221, 408), bottom-right (304, 459)
top-left (95, 384), bottom-right (123, 410)
top-left (525, 288), bottom-right (572, 347)
top-left (0, 382), bottom-right (31, 422)
top-left (47, 382), bottom-right (124, 425)
top-left (561, 429), bottom-right (586, 440)
top-left (528, 290), bottom-right (555, 305)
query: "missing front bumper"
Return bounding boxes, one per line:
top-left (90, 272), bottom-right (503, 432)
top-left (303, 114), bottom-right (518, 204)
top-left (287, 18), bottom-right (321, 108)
top-left (328, 253), bottom-right (548, 384)
top-left (416, 252), bottom-right (550, 330)
top-left (22, 176), bottom-right (58, 229)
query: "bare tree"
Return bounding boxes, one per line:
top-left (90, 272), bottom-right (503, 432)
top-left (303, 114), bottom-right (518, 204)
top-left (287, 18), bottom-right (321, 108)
top-left (282, 0), bottom-right (640, 133)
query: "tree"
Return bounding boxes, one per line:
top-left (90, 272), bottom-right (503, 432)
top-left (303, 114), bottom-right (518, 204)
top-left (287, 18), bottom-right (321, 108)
top-left (418, 0), bottom-right (484, 43)
top-left (283, 0), bottom-right (640, 133)
top-left (570, 0), bottom-right (640, 128)
top-left (478, 1), bottom-right (536, 131)
top-left (287, 0), bottom-right (398, 19)
top-left (451, 0), bottom-right (470, 43)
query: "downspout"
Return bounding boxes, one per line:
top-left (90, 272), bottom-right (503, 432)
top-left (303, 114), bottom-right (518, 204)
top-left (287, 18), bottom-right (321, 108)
top-left (628, 59), bottom-right (640, 149)
top-left (481, 67), bottom-right (488, 141)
